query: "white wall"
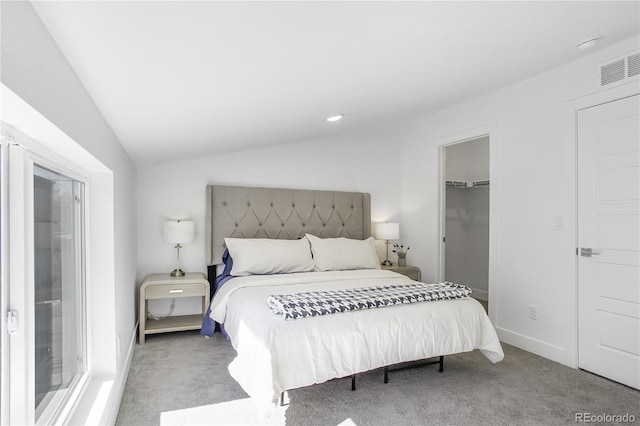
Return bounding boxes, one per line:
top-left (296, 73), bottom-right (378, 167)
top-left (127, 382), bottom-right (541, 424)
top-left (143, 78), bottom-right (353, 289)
top-left (1, 1), bottom-right (137, 423)
top-left (398, 36), bottom-right (640, 367)
top-left (137, 129), bottom-right (402, 314)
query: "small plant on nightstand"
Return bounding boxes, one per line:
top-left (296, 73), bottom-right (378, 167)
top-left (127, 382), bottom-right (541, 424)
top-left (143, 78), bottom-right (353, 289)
top-left (393, 243), bottom-right (410, 266)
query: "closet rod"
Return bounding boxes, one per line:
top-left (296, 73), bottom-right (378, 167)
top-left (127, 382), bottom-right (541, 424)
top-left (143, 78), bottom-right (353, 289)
top-left (445, 180), bottom-right (490, 188)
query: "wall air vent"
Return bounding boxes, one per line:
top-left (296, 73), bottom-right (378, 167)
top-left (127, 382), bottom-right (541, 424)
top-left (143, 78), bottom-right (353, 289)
top-left (628, 52), bottom-right (640, 78)
top-left (600, 50), bottom-right (640, 86)
top-left (601, 58), bottom-right (625, 86)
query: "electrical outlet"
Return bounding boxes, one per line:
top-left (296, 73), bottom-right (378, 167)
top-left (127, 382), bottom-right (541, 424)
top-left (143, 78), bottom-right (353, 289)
top-left (528, 305), bottom-right (538, 320)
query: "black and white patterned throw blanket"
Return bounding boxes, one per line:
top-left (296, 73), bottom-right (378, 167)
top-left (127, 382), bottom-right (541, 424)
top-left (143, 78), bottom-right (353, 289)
top-left (267, 282), bottom-right (472, 320)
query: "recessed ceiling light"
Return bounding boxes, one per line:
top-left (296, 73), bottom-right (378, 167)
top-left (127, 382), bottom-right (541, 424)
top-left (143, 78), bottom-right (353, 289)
top-left (576, 37), bottom-right (601, 51)
top-left (326, 114), bottom-right (344, 122)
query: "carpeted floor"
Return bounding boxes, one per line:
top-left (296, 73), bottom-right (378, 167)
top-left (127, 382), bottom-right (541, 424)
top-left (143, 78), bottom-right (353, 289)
top-left (116, 331), bottom-right (639, 426)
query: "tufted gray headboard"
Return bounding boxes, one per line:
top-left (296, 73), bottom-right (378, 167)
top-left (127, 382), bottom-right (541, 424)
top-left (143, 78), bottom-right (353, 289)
top-left (206, 185), bottom-right (372, 266)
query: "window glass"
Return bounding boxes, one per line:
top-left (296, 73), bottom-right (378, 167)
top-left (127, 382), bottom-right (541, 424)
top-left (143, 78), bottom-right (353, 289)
top-left (33, 164), bottom-right (85, 421)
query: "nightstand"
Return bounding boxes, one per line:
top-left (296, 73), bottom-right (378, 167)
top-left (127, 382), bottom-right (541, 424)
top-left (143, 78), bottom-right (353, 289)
top-left (139, 272), bottom-right (210, 344)
top-left (382, 265), bottom-right (422, 281)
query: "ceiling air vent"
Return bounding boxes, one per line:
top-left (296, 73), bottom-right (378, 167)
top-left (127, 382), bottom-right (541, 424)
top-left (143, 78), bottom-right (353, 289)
top-left (600, 51), bottom-right (640, 87)
top-left (628, 52), bottom-right (640, 78)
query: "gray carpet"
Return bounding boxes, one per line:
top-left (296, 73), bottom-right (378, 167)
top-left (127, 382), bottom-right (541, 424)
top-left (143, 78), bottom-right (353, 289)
top-left (116, 331), bottom-right (639, 425)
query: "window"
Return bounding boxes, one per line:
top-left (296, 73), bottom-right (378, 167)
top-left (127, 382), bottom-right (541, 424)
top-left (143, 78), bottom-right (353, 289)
top-left (33, 165), bottom-right (86, 423)
top-left (1, 140), bottom-right (89, 425)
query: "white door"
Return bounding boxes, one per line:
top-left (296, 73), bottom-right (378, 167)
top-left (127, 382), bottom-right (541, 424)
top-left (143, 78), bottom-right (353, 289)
top-left (578, 94), bottom-right (640, 390)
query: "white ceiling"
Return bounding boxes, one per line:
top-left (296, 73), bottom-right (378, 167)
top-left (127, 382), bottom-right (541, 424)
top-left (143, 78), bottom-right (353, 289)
top-left (31, 1), bottom-right (639, 166)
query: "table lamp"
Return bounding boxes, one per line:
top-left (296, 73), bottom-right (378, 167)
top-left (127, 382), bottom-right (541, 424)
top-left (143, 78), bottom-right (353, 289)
top-left (163, 219), bottom-right (195, 277)
top-left (375, 222), bottom-right (399, 266)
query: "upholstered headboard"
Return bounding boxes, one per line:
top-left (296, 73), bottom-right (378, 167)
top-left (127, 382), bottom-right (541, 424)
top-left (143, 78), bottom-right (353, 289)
top-left (205, 185), bottom-right (372, 266)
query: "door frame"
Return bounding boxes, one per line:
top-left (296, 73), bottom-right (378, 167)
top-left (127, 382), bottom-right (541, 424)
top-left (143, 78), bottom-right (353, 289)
top-left (437, 123), bottom-right (498, 322)
top-left (565, 79), bottom-right (640, 369)
top-left (0, 139), bottom-right (8, 426)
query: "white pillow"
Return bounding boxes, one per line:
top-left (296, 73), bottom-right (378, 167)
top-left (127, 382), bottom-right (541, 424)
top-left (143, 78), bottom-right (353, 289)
top-left (224, 237), bottom-right (315, 276)
top-left (305, 234), bottom-right (381, 271)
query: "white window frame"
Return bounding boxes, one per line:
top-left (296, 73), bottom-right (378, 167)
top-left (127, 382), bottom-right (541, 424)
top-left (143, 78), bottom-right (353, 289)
top-left (3, 131), bottom-right (91, 425)
top-left (31, 154), bottom-right (89, 425)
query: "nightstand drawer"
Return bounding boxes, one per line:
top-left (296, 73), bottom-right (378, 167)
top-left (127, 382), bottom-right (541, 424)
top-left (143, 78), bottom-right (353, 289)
top-left (145, 283), bottom-right (205, 299)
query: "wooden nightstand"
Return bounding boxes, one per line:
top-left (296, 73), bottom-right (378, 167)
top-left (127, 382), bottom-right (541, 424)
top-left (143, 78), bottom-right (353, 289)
top-left (382, 265), bottom-right (422, 281)
top-left (139, 272), bottom-right (210, 344)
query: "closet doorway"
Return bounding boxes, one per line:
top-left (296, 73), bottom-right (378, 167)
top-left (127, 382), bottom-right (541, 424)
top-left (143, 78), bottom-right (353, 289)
top-left (440, 136), bottom-right (490, 310)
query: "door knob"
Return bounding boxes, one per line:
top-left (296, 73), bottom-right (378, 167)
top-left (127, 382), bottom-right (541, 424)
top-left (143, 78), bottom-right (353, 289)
top-left (580, 247), bottom-right (601, 257)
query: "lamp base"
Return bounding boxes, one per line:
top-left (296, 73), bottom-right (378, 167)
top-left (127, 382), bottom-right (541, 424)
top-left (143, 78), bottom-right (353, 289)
top-left (170, 269), bottom-right (185, 277)
top-left (381, 260), bottom-right (392, 267)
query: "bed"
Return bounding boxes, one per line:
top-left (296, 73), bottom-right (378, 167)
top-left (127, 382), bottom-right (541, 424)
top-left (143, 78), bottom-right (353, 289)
top-left (201, 185), bottom-right (503, 408)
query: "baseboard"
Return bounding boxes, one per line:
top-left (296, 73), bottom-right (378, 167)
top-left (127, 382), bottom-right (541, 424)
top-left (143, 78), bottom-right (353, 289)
top-left (496, 326), bottom-right (574, 368)
top-left (100, 322), bottom-right (138, 425)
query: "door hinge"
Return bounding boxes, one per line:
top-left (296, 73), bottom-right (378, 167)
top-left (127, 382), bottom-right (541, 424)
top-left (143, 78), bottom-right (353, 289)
top-left (7, 310), bottom-right (18, 334)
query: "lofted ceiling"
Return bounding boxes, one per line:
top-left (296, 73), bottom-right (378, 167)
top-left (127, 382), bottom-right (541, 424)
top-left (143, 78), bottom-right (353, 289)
top-left (30, 1), bottom-right (640, 166)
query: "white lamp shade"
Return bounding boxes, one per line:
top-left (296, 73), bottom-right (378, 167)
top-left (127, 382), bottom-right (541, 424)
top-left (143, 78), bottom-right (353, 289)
top-left (163, 220), bottom-right (195, 244)
top-left (375, 222), bottom-right (399, 240)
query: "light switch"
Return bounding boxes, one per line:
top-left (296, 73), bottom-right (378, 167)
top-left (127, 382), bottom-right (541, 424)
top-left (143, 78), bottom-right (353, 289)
top-left (553, 216), bottom-right (562, 230)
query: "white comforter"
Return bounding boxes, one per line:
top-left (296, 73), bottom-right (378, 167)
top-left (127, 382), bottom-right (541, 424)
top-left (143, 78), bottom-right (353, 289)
top-left (210, 269), bottom-right (503, 406)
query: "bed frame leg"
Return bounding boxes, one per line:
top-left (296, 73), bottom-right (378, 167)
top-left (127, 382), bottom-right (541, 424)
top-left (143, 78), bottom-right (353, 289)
top-left (383, 355), bottom-right (445, 383)
top-left (351, 375), bottom-right (356, 391)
